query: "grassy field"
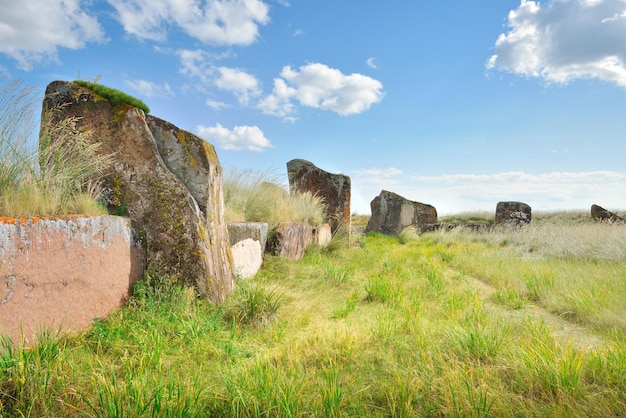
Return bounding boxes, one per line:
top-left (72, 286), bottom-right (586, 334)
top-left (1, 215), bottom-right (625, 417)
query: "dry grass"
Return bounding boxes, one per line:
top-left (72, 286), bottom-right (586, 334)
top-left (223, 167), bottom-right (326, 229)
top-left (0, 80), bottom-right (114, 217)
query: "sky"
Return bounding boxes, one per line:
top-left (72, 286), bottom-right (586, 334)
top-left (1, 0), bottom-right (626, 215)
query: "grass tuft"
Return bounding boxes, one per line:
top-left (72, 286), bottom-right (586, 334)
top-left (73, 80), bottom-right (150, 113)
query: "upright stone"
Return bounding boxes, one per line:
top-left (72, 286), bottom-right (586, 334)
top-left (494, 201), bottom-right (531, 227)
top-left (287, 159), bottom-right (351, 233)
top-left (41, 81), bottom-right (235, 302)
top-left (591, 204), bottom-right (625, 224)
top-left (365, 190), bottom-right (437, 236)
top-left (267, 221), bottom-right (314, 261)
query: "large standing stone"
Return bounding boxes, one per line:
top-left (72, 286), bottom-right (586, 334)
top-left (287, 159), bottom-right (351, 233)
top-left (365, 190), bottom-right (437, 236)
top-left (495, 201), bottom-right (531, 227)
top-left (591, 204), bottom-right (625, 224)
top-left (41, 81), bottom-right (234, 303)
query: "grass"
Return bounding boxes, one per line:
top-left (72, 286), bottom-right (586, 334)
top-left (223, 167), bottom-right (327, 229)
top-left (1, 216), bottom-right (625, 416)
top-left (0, 80), bottom-right (113, 217)
top-left (73, 80), bottom-right (150, 114)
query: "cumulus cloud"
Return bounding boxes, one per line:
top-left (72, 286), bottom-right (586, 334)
top-left (258, 63), bottom-right (384, 118)
top-left (197, 123), bottom-right (273, 151)
top-left (214, 67), bottom-right (260, 105)
top-left (0, 0), bottom-right (105, 70)
top-left (487, 0), bottom-right (626, 89)
top-left (124, 79), bottom-right (174, 98)
top-left (108, 0), bottom-right (269, 45)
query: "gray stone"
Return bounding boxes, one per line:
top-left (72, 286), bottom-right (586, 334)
top-left (41, 81), bottom-right (235, 303)
top-left (495, 201), bottom-right (531, 227)
top-left (365, 190), bottom-right (437, 236)
top-left (227, 222), bottom-right (269, 252)
top-left (591, 204), bottom-right (625, 224)
top-left (287, 159), bottom-right (351, 234)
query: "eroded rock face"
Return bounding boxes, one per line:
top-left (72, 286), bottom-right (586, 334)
top-left (591, 204), bottom-right (625, 224)
top-left (227, 222), bottom-right (268, 279)
top-left (365, 190), bottom-right (437, 236)
top-left (41, 81), bottom-right (234, 302)
top-left (0, 216), bottom-right (145, 343)
top-left (495, 201), bottom-right (531, 227)
top-left (267, 221), bottom-right (313, 261)
top-left (287, 159), bottom-right (351, 233)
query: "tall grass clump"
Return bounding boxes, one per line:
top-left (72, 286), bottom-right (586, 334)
top-left (223, 167), bottom-right (326, 229)
top-left (73, 80), bottom-right (150, 114)
top-left (0, 80), bottom-right (114, 216)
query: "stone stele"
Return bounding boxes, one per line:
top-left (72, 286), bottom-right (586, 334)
top-left (40, 81), bottom-right (234, 303)
top-left (365, 190), bottom-right (438, 236)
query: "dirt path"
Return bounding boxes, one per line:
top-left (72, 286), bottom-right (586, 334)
top-left (461, 272), bottom-right (608, 351)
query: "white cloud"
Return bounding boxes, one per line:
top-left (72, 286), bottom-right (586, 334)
top-left (258, 63), bottom-right (384, 118)
top-left (366, 57), bottom-right (377, 69)
top-left (197, 123), bottom-right (273, 151)
top-left (108, 0), bottom-right (269, 46)
top-left (124, 79), bottom-right (174, 98)
top-left (205, 98), bottom-right (231, 110)
top-left (0, 0), bottom-right (105, 70)
top-left (214, 67), bottom-right (260, 105)
top-left (259, 63), bottom-right (383, 117)
top-left (353, 167), bottom-right (402, 180)
top-left (488, 0), bottom-right (626, 89)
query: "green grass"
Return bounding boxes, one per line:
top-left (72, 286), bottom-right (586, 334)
top-left (1, 218), bottom-right (625, 416)
top-left (73, 80), bottom-right (150, 114)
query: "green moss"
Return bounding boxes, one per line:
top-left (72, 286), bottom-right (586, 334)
top-left (73, 80), bottom-right (150, 114)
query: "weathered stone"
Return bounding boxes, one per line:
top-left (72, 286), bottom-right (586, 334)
top-left (227, 222), bottom-right (268, 280)
top-left (0, 216), bottom-right (145, 343)
top-left (287, 159), bottom-right (351, 233)
top-left (313, 223), bottom-right (332, 247)
top-left (267, 221), bottom-right (313, 261)
top-left (495, 201), bottom-right (531, 227)
top-left (365, 190), bottom-right (437, 236)
top-left (227, 222), bottom-right (269, 251)
top-left (230, 238), bottom-right (263, 279)
top-left (591, 204), bottom-right (625, 224)
top-left (41, 81), bottom-right (234, 303)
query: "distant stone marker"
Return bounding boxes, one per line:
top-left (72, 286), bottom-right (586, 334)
top-left (591, 204), bottom-right (625, 224)
top-left (287, 159), bottom-right (351, 234)
top-left (365, 190), bottom-right (437, 236)
top-left (494, 201), bottom-right (531, 227)
top-left (41, 81), bottom-right (234, 303)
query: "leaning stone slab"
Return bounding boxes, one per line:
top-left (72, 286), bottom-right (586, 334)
top-left (0, 215), bottom-right (145, 344)
top-left (365, 190), bottom-right (438, 236)
top-left (287, 159), bottom-right (351, 234)
top-left (495, 201), bottom-right (531, 227)
top-left (41, 81), bottom-right (234, 302)
top-left (591, 204), bottom-right (625, 224)
top-left (268, 221), bottom-right (314, 261)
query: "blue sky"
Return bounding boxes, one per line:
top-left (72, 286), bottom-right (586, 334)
top-left (2, 0), bottom-right (626, 215)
